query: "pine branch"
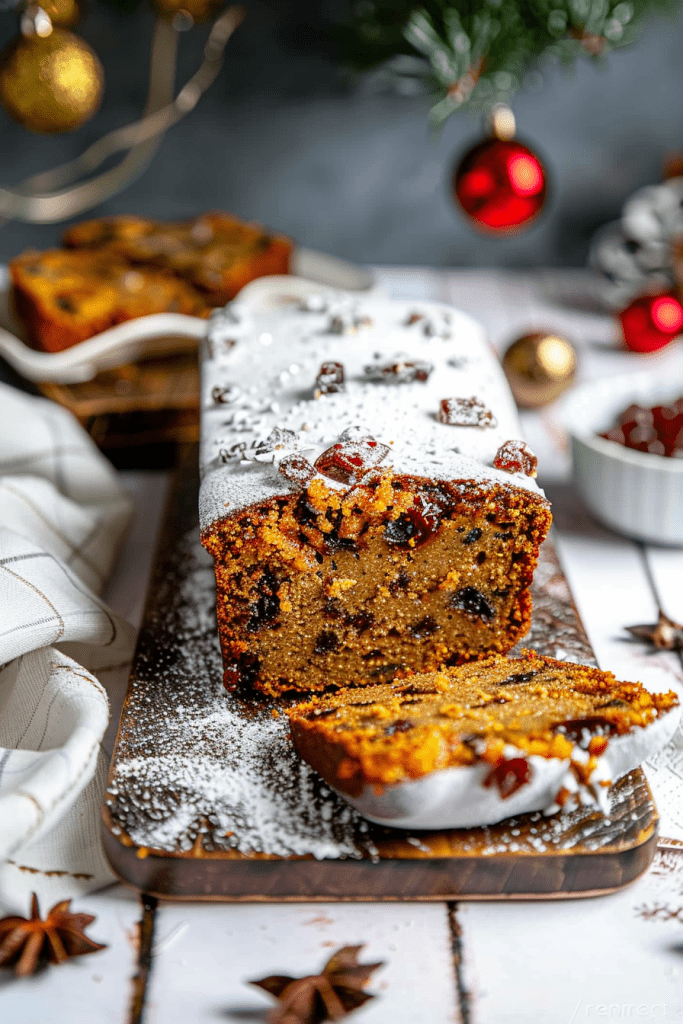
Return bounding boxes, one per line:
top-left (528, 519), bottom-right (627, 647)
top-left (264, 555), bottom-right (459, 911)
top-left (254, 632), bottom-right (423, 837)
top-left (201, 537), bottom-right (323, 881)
top-left (345, 0), bottom-right (681, 122)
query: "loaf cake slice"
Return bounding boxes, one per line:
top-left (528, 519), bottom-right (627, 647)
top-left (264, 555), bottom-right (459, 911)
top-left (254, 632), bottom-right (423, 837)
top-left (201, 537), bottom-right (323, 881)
top-left (200, 285), bottom-right (552, 697)
top-left (287, 651), bottom-right (680, 827)
top-left (63, 211), bottom-right (293, 306)
top-left (10, 248), bottom-right (211, 353)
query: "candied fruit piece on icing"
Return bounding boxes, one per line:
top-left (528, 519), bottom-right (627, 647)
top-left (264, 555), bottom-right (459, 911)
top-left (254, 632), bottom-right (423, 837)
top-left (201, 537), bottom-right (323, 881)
top-left (438, 396), bottom-right (497, 428)
top-left (251, 427), bottom-right (299, 462)
top-left (219, 442), bottom-right (244, 462)
top-left (328, 311), bottom-right (373, 334)
top-left (278, 453), bottom-right (316, 489)
top-left (364, 354), bottom-right (433, 384)
top-left (339, 424), bottom-right (372, 442)
top-left (315, 361), bottom-right (345, 395)
top-left (211, 384), bottom-right (240, 405)
top-left (493, 440), bottom-right (538, 478)
top-left (314, 436), bottom-right (390, 484)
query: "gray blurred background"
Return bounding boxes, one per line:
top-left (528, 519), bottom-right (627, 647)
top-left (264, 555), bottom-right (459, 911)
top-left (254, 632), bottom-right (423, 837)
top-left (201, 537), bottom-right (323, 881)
top-left (0, 0), bottom-right (682, 269)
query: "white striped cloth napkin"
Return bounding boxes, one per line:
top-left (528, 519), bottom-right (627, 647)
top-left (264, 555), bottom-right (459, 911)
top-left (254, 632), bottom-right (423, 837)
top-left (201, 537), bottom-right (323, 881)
top-left (0, 382), bottom-right (135, 913)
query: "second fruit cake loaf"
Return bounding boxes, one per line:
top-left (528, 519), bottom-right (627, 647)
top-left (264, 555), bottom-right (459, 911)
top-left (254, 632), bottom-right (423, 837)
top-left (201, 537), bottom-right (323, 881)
top-left (200, 283), bottom-right (552, 697)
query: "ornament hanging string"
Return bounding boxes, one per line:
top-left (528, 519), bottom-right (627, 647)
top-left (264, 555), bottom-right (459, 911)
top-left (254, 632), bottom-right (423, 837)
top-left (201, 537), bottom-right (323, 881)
top-left (0, 4), bottom-right (245, 223)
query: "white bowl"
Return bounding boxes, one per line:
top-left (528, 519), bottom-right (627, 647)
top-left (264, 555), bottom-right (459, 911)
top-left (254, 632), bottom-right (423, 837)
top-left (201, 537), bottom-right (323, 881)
top-left (560, 357), bottom-right (683, 546)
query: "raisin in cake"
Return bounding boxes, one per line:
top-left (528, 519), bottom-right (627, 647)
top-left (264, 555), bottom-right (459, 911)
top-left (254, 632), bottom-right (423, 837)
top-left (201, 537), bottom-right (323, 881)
top-left (287, 651), bottom-right (680, 828)
top-left (200, 280), bottom-right (552, 697)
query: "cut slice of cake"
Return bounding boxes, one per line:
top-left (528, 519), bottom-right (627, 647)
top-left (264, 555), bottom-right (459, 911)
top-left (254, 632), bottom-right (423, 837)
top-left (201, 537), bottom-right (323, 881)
top-left (63, 211), bottom-right (293, 306)
top-left (200, 286), bottom-right (552, 696)
top-left (10, 248), bottom-right (211, 353)
top-left (287, 651), bottom-right (680, 828)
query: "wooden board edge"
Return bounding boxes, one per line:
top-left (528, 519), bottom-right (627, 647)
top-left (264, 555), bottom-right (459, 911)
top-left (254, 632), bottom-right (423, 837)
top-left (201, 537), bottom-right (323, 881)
top-left (101, 806), bottom-right (658, 902)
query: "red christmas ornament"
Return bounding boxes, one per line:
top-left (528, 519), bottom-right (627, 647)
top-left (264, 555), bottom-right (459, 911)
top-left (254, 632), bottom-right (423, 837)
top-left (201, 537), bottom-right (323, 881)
top-left (619, 291), bottom-right (683, 353)
top-left (453, 105), bottom-right (547, 234)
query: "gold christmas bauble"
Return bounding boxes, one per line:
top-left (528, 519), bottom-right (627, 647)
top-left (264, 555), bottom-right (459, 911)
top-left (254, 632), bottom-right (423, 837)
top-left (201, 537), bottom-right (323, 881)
top-left (153, 0), bottom-right (221, 24)
top-left (0, 27), bottom-right (104, 133)
top-left (502, 331), bottom-right (578, 408)
top-left (41, 0), bottom-right (80, 28)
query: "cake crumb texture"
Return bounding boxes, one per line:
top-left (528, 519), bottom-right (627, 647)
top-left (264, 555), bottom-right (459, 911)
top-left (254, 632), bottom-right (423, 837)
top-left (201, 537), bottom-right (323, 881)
top-left (287, 651), bottom-right (679, 797)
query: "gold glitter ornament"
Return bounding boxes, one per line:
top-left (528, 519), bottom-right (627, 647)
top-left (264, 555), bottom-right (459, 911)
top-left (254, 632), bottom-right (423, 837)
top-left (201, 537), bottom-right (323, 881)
top-left (502, 331), bottom-right (578, 408)
top-left (0, 19), bottom-right (104, 134)
top-left (41, 0), bottom-right (80, 28)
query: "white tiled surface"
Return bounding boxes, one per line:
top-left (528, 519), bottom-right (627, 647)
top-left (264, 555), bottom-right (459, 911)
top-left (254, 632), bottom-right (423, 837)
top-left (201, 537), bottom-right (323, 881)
top-left (3, 268), bottom-right (683, 1023)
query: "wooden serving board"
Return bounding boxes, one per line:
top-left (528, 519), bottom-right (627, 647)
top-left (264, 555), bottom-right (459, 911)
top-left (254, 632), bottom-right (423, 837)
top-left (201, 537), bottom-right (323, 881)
top-left (102, 447), bottom-right (659, 901)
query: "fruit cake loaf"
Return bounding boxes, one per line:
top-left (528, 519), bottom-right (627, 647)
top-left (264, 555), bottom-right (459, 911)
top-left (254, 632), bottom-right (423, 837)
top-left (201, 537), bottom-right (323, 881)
top-left (287, 651), bottom-right (680, 828)
top-left (63, 211), bottom-right (293, 306)
top-left (10, 248), bottom-right (212, 353)
top-left (200, 282), bottom-right (552, 697)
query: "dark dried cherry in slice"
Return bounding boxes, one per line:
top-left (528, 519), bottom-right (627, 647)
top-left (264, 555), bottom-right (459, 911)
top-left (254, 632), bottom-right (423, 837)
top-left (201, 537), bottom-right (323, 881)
top-left (483, 757), bottom-right (531, 799)
top-left (384, 719), bottom-right (414, 736)
top-left (314, 630), bottom-right (340, 654)
top-left (409, 615), bottom-right (440, 638)
top-left (450, 587), bottom-right (495, 621)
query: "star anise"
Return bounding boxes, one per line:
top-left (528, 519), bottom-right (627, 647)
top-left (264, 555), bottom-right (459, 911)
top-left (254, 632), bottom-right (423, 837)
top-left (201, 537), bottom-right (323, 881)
top-left (0, 893), bottom-right (106, 977)
top-left (251, 944), bottom-right (384, 1024)
top-left (625, 610), bottom-right (683, 652)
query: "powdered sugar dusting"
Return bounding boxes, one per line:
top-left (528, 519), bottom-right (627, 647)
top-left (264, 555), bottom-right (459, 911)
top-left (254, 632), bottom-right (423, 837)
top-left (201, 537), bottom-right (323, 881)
top-left (105, 493), bottom-right (657, 860)
top-left (106, 523), bottom-right (371, 859)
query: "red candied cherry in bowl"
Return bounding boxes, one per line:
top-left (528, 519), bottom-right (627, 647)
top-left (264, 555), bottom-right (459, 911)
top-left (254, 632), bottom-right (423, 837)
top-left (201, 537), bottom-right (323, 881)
top-left (559, 358), bottom-right (683, 546)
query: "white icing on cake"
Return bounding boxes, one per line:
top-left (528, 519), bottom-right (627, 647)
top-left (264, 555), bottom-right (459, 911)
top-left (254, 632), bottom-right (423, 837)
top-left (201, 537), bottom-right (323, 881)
top-left (199, 278), bottom-right (545, 531)
top-left (342, 705), bottom-right (681, 830)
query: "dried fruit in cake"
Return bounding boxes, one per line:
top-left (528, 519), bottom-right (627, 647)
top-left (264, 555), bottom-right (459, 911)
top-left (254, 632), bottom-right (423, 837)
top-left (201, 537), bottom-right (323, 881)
top-left (199, 294), bottom-right (553, 698)
top-left (203, 470), bottom-right (552, 697)
top-left (63, 211), bottom-right (293, 306)
top-left (287, 651), bottom-right (679, 826)
top-left (10, 249), bottom-right (211, 353)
